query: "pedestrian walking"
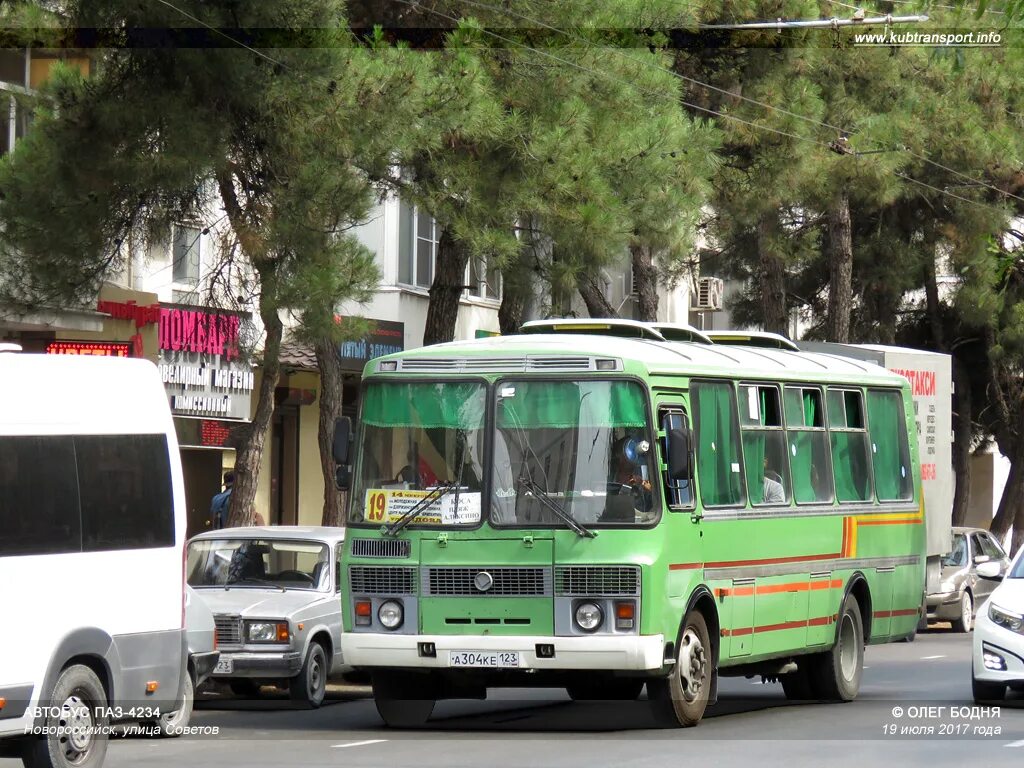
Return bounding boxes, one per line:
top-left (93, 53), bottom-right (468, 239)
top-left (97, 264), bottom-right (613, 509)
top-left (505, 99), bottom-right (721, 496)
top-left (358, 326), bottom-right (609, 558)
top-left (210, 471), bottom-right (234, 529)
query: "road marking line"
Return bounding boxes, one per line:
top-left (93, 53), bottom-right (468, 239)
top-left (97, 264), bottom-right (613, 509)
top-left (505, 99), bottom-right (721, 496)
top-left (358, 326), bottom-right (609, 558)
top-left (1006, 739), bottom-right (1024, 748)
top-left (331, 740), bottom-right (387, 749)
top-left (920, 655), bottom-right (945, 660)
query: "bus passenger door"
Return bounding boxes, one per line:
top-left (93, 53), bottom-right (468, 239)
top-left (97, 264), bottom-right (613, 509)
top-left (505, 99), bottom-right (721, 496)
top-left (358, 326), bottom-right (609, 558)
top-left (657, 402), bottom-right (703, 600)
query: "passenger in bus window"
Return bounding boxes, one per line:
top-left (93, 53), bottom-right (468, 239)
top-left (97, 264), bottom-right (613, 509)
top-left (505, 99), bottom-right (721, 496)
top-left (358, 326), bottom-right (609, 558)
top-left (763, 458), bottom-right (786, 504)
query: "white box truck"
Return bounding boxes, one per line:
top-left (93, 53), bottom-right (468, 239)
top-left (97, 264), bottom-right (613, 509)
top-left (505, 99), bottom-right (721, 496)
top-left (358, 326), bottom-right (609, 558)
top-left (799, 343), bottom-right (954, 598)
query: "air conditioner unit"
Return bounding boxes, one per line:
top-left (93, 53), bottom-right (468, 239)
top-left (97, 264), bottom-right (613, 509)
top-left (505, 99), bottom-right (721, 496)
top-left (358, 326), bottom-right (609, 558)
top-left (695, 277), bottom-right (724, 311)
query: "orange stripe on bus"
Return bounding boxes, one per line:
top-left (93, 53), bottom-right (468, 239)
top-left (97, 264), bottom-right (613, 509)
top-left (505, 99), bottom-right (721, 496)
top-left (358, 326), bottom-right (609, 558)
top-left (703, 552), bottom-right (841, 569)
top-left (716, 579), bottom-right (843, 598)
top-left (873, 608), bottom-right (920, 619)
top-left (722, 614), bottom-right (838, 636)
top-left (668, 562), bottom-right (704, 571)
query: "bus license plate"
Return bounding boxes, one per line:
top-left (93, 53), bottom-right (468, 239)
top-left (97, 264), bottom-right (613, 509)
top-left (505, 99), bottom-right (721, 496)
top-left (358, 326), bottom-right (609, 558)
top-left (213, 659), bottom-right (234, 675)
top-left (449, 651), bottom-right (520, 668)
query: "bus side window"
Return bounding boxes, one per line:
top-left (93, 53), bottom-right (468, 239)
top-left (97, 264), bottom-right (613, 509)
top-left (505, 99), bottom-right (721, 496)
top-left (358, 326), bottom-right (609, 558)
top-left (866, 389), bottom-right (914, 502)
top-left (691, 381), bottom-right (746, 508)
top-left (659, 407), bottom-right (693, 508)
top-left (784, 386), bottom-right (835, 505)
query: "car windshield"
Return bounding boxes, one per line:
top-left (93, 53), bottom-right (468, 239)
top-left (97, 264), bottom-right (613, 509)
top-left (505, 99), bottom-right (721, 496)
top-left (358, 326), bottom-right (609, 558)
top-left (491, 379), bottom-right (658, 528)
top-left (1009, 552), bottom-right (1024, 579)
top-left (941, 533), bottom-right (968, 567)
top-left (351, 381), bottom-right (487, 527)
top-left (187, 539), bottom-right (330, 590)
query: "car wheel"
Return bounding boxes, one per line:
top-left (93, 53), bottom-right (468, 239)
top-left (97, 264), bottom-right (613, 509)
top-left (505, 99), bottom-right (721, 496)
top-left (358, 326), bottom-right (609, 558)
top-left (810, 593), bottom-right (863, 701)
top-left (971, 667), bottom-right (1006, 703)
top-left (565, 677), bottom-right (645, 701)
top-left (950, 592), bottom-right (973, 633)
top-left (154, 673), bottom-right (193, 737)
top-left (647, 611), bottom-right (713, 727)
top-left (22, 665), bottom-right (109, 768)
top-left (289, 642), bottom-right (327, 709)
top-left (372, 670), bottom-right (436, 728)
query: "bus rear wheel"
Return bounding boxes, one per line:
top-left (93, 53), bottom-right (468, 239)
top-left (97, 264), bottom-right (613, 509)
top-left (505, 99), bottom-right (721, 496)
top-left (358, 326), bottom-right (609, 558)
top-left (372, 670), bottom-right (436, 728)
top-left (648, 611), bottom-right (712, 727)
top-left (811, 593), bottom-right (864, 701)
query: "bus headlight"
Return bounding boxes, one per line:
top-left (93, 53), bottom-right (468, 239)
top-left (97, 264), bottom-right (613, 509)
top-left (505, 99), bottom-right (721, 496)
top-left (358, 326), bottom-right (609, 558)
top-left (378, 600), bottom-right (404, 630)
top-left (574, 602), bottom-right (603, 632)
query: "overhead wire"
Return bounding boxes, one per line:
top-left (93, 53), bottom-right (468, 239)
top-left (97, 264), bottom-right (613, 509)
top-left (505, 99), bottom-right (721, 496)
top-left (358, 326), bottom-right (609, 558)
top-left (150, 0), bottom-right (1018, 215)
top-left (439, 0), bottom-right (1024, 207)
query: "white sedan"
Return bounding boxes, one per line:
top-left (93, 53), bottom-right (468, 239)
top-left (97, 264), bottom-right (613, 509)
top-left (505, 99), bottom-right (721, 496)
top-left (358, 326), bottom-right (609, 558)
top-left (972, 544), bottom-right (1024, 702)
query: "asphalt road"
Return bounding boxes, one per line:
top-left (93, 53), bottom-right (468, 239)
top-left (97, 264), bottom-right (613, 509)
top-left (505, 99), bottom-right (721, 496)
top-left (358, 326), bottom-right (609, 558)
top-left (4, 629), bottom-right (1022, 768)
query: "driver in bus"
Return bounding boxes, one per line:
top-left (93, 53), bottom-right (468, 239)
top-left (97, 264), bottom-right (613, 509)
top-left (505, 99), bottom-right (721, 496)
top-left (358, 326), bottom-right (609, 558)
top-left (609, 435), bottom-right (653, 515)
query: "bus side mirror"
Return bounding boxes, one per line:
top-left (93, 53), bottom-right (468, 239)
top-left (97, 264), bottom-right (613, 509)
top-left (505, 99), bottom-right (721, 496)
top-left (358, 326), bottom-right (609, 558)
top-left (668, 428), bottom-right (693, 479)
top-left (332, 417), bottom-right (352, 464)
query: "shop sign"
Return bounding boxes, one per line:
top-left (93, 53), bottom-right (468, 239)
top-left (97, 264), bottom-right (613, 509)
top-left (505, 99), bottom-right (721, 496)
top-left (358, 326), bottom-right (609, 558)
top-left (158, 305), bottom-right (253, 420)
top-left (46, 341), bottom-right (131, 357)
top-left (337, 318), bottom-right (404, 372)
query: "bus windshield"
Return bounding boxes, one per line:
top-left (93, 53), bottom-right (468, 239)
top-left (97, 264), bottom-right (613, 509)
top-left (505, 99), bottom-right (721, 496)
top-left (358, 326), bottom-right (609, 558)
top-left (351, 380), bottom-right (487, 527)
top-left (491, 379), bottom-right (658, 528)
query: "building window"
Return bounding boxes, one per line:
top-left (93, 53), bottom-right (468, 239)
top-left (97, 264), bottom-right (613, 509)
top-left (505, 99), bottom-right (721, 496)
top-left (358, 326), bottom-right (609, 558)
top-left (398, 200), bottom-right (437, 289)
top-left (0, 49), bottom-right (27, 88)
top-left (172, 224), bottom-right (201, 285)
top-left (468, 255), bottom-right (501, 300)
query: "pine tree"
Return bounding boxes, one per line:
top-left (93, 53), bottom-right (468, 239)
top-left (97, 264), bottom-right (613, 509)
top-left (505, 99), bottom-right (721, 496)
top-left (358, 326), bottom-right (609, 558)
top-left (0, 0), bottom-right (442, 524)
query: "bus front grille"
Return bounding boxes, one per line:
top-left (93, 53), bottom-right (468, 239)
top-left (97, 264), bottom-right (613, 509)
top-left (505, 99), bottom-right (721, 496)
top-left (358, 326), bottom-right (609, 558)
top-left (555, 566), bottom-right (640, 596)
top-left (424, 567), bottom-right (552, 596)
top-left (350, 538), bottom-right (411, 558)
top-left (349, 566), bottom-right (417, 595)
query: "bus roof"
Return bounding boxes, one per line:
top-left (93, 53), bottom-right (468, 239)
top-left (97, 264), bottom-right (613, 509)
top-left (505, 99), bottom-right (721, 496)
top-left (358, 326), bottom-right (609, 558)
top-left (368, 333), bottom-right (909, 387)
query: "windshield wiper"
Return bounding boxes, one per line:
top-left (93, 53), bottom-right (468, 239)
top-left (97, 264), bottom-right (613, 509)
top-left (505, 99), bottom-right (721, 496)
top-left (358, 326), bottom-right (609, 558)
top-left (225, 577), bottom-right (285, 592)
top-left (382, 481), bottom-right (457, 537)
top-left (516, 476), bottom-right (596, 539)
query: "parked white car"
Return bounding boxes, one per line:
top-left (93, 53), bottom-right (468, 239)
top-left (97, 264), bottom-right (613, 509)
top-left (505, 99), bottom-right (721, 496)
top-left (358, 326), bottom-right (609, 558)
top-left (972, 545), bottom-right (1024, 702)
top-left (186, 526), bottom-right (347, 708)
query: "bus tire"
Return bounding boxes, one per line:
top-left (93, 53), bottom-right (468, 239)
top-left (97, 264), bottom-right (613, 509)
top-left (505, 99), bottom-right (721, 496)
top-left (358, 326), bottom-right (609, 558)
top-left (372, 670), bottom-right (435, 728)
top-left (22, 664), bottom-right (109, 768)
top-left (565, 677), bottom-right (644, 701)
top-left (811, 593), bottom-right (863, 702)
top-left (647, 611), bottom-right (712, 727)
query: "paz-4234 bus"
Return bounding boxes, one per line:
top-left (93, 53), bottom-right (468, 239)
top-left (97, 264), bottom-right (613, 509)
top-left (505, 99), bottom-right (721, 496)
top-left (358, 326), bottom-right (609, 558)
top-left (336, 320), bottom-right (925, 728)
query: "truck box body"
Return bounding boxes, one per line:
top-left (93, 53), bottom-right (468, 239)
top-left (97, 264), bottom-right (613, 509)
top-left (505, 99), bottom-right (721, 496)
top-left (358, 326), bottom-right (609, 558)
top-left (799, 343), bottom-right (953, 594)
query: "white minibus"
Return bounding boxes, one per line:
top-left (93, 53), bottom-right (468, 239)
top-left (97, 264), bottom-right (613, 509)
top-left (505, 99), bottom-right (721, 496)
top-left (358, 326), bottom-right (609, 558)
top-left (0, 352), bottom-right (187, 768)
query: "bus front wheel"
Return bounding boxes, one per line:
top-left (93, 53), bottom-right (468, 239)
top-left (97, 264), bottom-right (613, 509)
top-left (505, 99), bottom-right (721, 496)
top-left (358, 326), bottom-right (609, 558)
top-left (648, 611), bottom-right (712, 727)
top-left (372, 670), bottom-right (435, 728)
top-left (22, 664), bottom-right (109, 768)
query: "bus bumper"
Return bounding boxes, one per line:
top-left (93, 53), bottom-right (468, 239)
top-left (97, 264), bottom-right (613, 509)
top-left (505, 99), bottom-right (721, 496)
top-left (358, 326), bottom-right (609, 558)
top-left (340, 633), bottom-right (666, 672)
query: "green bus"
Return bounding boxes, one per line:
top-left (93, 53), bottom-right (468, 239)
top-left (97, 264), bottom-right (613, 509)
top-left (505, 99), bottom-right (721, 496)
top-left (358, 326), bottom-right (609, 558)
top-left (337, 321), bottom-right (925, 728)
